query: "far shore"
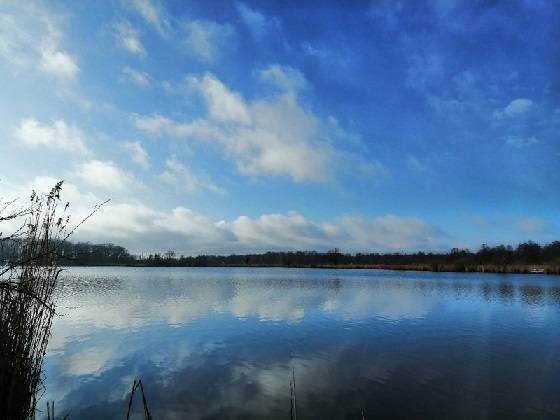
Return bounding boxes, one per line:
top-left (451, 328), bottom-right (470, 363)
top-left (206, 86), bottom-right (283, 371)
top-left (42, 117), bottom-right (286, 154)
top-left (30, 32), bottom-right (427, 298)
top-left (61, 263), bottom-right (560, 275)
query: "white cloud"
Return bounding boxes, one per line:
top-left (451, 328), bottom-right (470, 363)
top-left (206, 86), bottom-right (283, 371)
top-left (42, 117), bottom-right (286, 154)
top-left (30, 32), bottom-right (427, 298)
top-left (227, 212), bottom-right (328, 249)
top-left (15, 118), bottom-right (89, 154)
top-left (182, 20), bottom-right (234, 62)
top-left (81, 201), bottom-right (445, 254)
top-left (154, 207), bottom-right (233, 242)
top-left (124, 141), bottom-right (149, 168)
top-left (187, 73), bottom-right (251, 124)
top-left (38, 19), bottom-right (79, 80)
top-left (160, 155), bottom-right (225, 194)
top-left (114, 20), bottom-right (146, 55)
top-left (121, 66), bottom-right (150, 86)
top-left (0, 14), bottom-right (30, 67)
top-left (1, 177), bottom-right (445, 254)
top-left (88, 206), bottom-right (445, 254)
top-left (75, 160), bottom-right (136, 191)
top-left (235, 2), bottom-right (279, 40)
top-left (126, 0), bottom-right (169, 35)
top-left (0, 3), bottom-right (78, 80)
top-left (132, 113), bottom-right (176, 133)
top-left (135, 69), bottom-right (382, 183)
top-left (78, 202), bottom-right (235, 247)
top-left (231, 106), bottom-right (324, 179)
top-left (40, 48), bottom-right (79, 80)
top-left (504, 98), bottom-right (533, 116)
top-left (494, 98), bottom-right (534, 119)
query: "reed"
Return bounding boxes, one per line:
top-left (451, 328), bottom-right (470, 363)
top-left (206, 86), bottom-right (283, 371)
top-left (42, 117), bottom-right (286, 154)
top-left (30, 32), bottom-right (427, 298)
top-left (126, 379), bottom-right (153, 420)
top-left (290, 367), bottom-right (297, 420)
top-left (0, 182), bottom-right (74, 419)
top-left (307, 263), bottom-right (560, 274)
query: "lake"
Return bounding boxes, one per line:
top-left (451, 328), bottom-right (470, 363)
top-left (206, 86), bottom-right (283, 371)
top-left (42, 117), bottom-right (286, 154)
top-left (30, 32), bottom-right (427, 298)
top-left (42, 267), bottom-right (560, 419)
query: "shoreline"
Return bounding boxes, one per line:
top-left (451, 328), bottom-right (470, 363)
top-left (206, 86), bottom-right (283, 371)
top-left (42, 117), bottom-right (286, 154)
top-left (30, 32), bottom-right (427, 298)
top-left (61, 263), bottom-right (560, 275)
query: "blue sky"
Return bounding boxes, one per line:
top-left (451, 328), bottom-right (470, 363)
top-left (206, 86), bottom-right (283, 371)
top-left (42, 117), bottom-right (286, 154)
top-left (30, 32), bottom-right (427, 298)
top-left (1, 0), bottom-right (559, 254)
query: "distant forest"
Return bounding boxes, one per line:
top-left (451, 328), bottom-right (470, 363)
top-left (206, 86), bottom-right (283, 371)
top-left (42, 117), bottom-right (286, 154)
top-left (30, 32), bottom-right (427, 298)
top-left (2, 239), bottom-right (560, 274)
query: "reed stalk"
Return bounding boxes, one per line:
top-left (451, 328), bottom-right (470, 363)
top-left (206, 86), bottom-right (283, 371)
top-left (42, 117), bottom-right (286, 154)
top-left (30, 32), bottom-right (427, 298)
top-left (0, 182), bottom-right (96, 419)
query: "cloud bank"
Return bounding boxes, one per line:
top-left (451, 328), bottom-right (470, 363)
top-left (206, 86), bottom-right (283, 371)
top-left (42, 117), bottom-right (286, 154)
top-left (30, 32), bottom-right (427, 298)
top-left (133, 68), bottom-right (383, 182)
top-left (0, 177), bottom-right (446, 255)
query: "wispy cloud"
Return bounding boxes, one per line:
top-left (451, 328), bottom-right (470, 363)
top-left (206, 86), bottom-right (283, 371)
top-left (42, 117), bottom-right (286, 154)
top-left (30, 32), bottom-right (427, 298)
top-left (124, 141), bottom-right (150, 169)
top-left (505, 98), bottom-right (534, 115)
top-left (125, 0), bottom-right (169, 35)
top-left (0, 3), bottom-right (79, 80)
top-left (235, 2), bottom-right (280, 40)
top-left (134, 68), bottom-right (383, 183)
top-left (301, 42), bottom-right (354, 76)
top-left (516, 217), bottom-right (548, 235)
top-left (186, 72), bottom-right (251, 124)
top-left (464, 213), bottom-right (555, 238)
top-left (406, 155), bottom-right (428, 173)
top-left (120, 66), bottom-right (150, 86)
top-left (494, 98), bottom-right (534, 119)
top-left (113, 20), bottom-right (146, 55)
top-left (40, 47), bottom-right (79, 80)
top-left (505, 136), bottom-right (538, 148)
top-left (160, 155), bottom-right (225, 194)
top-left (182, 19), bottom-right (235, 62)
top-left (258, 64), bottom-right (306, 93)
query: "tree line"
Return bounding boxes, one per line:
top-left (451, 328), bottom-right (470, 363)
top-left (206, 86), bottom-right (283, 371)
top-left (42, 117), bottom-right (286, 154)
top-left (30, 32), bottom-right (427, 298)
top-left (3, 240), bottom-right (560, 272)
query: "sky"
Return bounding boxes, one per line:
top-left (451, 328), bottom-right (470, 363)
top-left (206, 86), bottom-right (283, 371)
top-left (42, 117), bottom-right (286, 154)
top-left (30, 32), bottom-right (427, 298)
top-left (0, 0), bottom-right (559, 255)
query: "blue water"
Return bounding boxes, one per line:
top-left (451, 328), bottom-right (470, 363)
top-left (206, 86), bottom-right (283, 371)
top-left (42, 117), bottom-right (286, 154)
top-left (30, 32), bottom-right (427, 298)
top-left (42, 267), bottom-right (560, 419)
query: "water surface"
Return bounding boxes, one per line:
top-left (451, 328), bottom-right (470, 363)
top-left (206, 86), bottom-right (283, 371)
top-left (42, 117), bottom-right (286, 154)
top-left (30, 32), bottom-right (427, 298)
top-left (43, 267), bottom-right (560, 419)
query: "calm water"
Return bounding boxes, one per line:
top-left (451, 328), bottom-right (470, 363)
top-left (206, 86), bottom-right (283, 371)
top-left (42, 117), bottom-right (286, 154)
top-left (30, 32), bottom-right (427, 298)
top-left (42, 267), bottom-right (560, 419)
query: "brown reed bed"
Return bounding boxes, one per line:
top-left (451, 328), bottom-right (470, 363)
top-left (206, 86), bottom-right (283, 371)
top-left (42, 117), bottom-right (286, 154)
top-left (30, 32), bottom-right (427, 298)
top-left (303, 263), bottom-right (560, 274)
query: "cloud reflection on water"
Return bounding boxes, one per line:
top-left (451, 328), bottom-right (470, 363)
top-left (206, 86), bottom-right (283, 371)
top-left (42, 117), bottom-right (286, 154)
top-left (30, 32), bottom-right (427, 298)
top-left (43, 268), bottom-right (560, 419)
top-left (54, 269), bottom-right (442, 330)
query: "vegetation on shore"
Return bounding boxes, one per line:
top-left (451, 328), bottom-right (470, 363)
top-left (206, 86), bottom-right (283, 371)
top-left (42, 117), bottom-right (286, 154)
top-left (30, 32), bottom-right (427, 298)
top-left (3, 240), bottom-right (560, 274)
